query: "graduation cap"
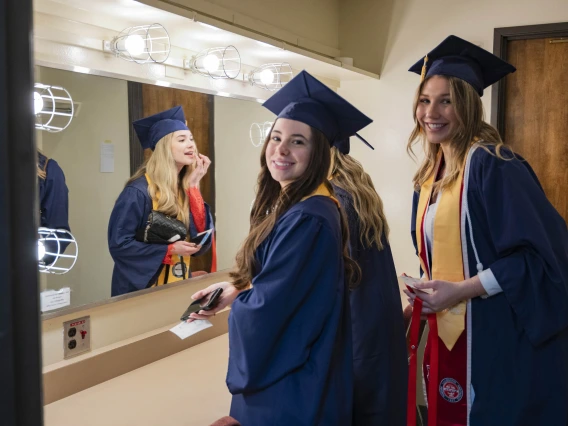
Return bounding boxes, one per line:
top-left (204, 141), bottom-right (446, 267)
top-left (132, 106), bottom-right (189, 150)
top-left (262, 70), bottom-right (374, 154)
top-left (409, 35), bottom-right (516, 96)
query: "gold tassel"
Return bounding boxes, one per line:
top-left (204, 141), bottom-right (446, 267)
top-left (420, 55), bottom-right (429, 82)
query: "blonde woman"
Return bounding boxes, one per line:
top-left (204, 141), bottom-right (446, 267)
top-left (329, 146), bottom-right (407, 426)
top-left (404, 36), bottom-right (568, 426)
top-left (108, 106), bottom-right (213, 296)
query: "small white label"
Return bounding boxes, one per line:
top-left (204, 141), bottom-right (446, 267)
top-left (169, 320), bottom-right (212, 340)
top-left (100, 141), bottom-right (114, 173)
top-left (40, 287), bottom-right (71, 312)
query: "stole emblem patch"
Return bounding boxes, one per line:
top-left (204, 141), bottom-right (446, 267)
top-left (439, 377), bottom-right (463, 403)
top-left (172, 262), bottom-right (187, 278)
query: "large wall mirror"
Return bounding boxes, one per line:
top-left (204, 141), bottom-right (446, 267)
top-left (33, 0), bottom-right (371, 315)
top-left (37, 65), bottom-right (274, 310)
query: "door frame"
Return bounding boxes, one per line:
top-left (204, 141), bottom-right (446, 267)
top-left (0, 0), bottom-right (44, 424)
top-left (491, 22), bottom-right (568, 134)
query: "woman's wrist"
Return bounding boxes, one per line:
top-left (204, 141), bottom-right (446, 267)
top-left (459, 276), bottom-right (487, 300)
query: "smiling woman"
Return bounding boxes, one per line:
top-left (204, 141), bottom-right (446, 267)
top-left (265, 119), bottom-right (313, 187)
top-left (108, 106), bottom-right (215, 296)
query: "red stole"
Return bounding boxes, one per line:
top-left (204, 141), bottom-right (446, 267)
top-left (407, 152), bottom-right (468, 426)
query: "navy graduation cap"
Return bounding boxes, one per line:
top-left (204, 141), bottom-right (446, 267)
top-left (262, 70), bottom-right (374, 154)
top-left (133, 106), bottom-right (189, 150)
top-left (409, 35), bottom-right (516, 96)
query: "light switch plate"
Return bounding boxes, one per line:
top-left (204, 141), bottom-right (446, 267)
top-left (63, 316), bottom-right (91, 359)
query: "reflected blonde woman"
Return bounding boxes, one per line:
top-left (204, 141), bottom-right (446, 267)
top-left (108, 106), bottom-right (214, 296)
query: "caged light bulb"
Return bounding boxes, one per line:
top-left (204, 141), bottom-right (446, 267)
top-left (34, 92), bottom-right (44, 115)
top-left (259, 69), bottom-right (275, 85)
top-left (203, 54), bottom-right (220, 72)
top-left (124, 34), bottom-right (146, 56)
top-left (38, 240), bottom-right (46, 260)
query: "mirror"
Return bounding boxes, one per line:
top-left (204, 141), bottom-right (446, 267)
top-left (36, 66), bottom-right (275, 311)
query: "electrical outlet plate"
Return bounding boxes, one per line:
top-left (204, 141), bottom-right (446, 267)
top-left (63, 315), bottom-right (91, 359)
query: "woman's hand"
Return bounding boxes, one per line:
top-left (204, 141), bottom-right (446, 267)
top-left (187, 281), bottom-right (240, 322)
top-left (403, 276), bottom-right (486, 315)
top-left (170, 241), bottom-right (202, 257)
top-left (187, 154), bottom-right (211, 187)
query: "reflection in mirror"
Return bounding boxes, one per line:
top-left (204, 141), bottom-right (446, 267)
top-left (108, 106), bottom-right (215, 296)
top-left (36, 66), bottom-right (275, 313)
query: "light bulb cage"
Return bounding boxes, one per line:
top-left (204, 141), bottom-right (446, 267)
top-left (190, 45), bottom-right (241, 79)
top-left (111, 23), bottom-right (171, 64)
top-left (249, 121), bottom-right (273, 147)
top-left (247, 63), bottom-right (293, 91)
top-left (38, 227), bottom-right (79, 275)
top-left (34, 83), bottom-right (74, 133)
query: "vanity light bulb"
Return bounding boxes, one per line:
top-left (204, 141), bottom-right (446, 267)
top-left (38, 240), bottom-right (45, 260)
top-left (34, 92), bottom-right (43, 115)
top-left (203, 54), bottom-right (220, 72)
top-left (124, 34), bottom-right (146, 56)
top-left (259, 69), bottom-right (275, 85)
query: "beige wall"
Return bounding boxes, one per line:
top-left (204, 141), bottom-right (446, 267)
top-left (339, 0), bottom-right (396, 75)
top-left (338, 1), bottom-right (568, 277)
top-left (161, 0), bottom-right (340, 56)
top-left (39, 67), bottom-right (130, 308)
top-left (214, 97), bottom-right (275, 270)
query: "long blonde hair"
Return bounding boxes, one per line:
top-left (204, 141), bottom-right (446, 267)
top-left (230, 125), bottom-right (360, 291)
top-left (127, 133), bottom-right (196, 228)
top-left (330, 147), bottom-right (390, 250)
top-left (407, 76), bottom-right (510, 193)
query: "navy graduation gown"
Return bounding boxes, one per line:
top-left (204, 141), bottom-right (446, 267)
top-left (333, 185), bottom-right (407, 426)
top-left (38, 153), bottom-right (71, 263)
top-left (411, 147), bottom-right (568, 425)
top-left (227, 196), bottom-right (353, 426)
top-left (108, 175), bottom-right (213, 296)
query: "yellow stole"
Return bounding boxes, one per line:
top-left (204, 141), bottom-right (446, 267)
top-left (301, 184), bottom-right (339, 206)
top-left (145, 174), bottom-right (190, 287)
top-left (416, 152), bottom-right (466, 351)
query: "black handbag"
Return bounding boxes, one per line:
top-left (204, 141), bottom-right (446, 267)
top-left (135, 210), bottom-right (187, 244)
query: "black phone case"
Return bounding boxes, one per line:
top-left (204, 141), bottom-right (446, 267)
top-left (180, 288), bottom-right (223, 321)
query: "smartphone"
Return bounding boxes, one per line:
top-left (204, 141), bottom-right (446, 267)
top-left (191, 229), bottom-right (213, 246)
top-left (180, 287), bottom-right (223, 321)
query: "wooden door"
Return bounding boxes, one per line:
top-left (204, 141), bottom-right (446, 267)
top-left (131, 84), bottom-right (215, 273)
top-left (503, 38), bottom-right (568, 222)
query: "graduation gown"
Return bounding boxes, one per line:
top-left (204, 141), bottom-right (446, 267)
top-left (333, 185), bottom-right (407, 426)
top-left (38, 152), bottom-right (71, 263)
top-left (227, 195), bottom-right (353, 426)
top-left (411, 145), bottom-right (568, 425)
top-left (108, 175), bottom-right (213, 296)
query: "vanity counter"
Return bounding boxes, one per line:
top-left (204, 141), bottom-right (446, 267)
top-left (44, 334), bottom-right (232, 426)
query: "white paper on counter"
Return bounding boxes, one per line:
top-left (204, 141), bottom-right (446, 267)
top-left (169, 320), bottom-right (213, 340)
top-left (40, 287), bottom-right (71, 312)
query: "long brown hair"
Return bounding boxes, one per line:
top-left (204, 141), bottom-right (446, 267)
top-left (407, 75), bottom-right (510, 193)
top-left (127, 132), bottom-right (197, 228)
top-left (231, 123), bottom-right (360, 291)
top-left (330, 147), bottom-right (390, 250)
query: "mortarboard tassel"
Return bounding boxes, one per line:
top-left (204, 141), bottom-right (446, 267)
top-left (420, 55), bottom-right (429, 82)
